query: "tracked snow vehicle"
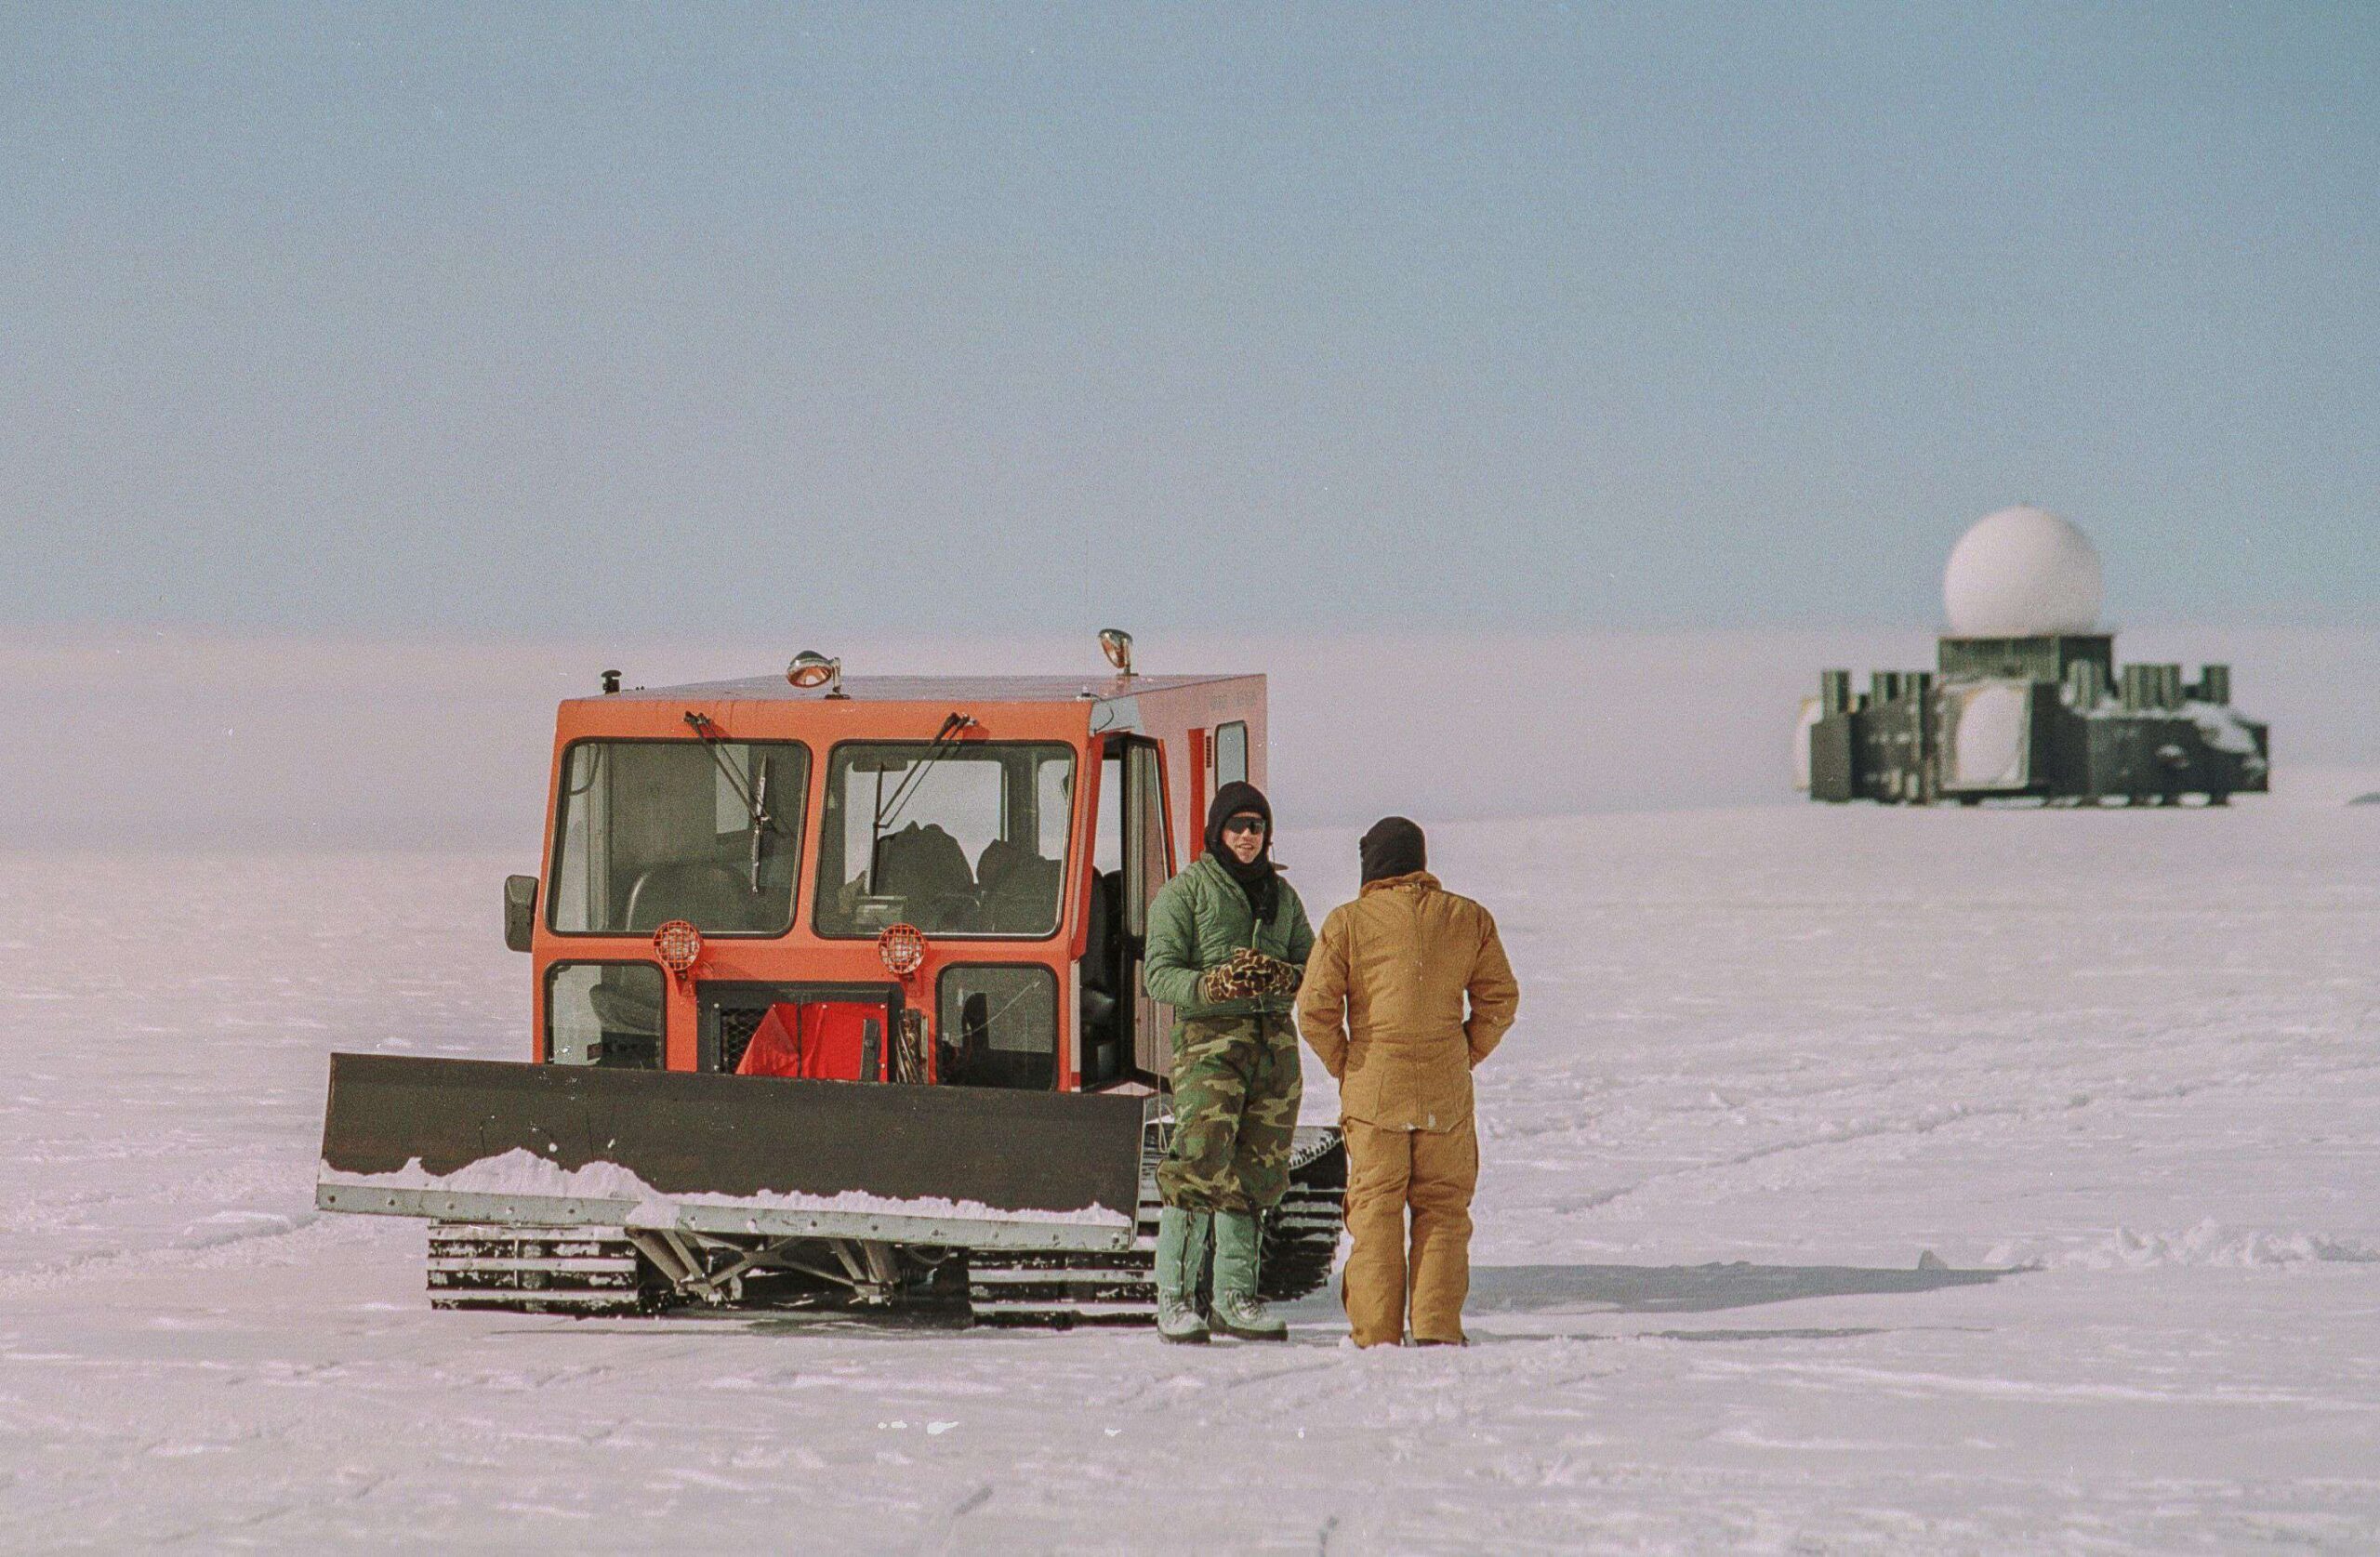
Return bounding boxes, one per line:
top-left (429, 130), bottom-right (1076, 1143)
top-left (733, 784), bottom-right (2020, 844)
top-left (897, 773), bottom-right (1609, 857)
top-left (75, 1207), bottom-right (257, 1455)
top-left (316, 634), bottom-right (1345, 1325)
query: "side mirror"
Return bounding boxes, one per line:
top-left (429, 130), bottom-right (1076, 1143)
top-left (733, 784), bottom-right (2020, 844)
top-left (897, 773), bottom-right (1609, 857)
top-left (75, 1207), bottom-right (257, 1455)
top-left (504, 875), bottom-right (538, 953)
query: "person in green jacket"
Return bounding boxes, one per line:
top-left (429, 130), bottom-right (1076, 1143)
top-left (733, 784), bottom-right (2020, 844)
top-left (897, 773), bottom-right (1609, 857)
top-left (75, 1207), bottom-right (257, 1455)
top-left (1142, 780), bottom-right (1315, 1343)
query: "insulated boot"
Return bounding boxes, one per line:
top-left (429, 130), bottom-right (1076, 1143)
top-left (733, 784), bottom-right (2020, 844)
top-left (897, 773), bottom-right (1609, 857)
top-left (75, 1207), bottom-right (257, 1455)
top-left (1153, 1207), bottom-right (1210, 1344)
top-left (1209, 1210), bottom-right (1288, 1341)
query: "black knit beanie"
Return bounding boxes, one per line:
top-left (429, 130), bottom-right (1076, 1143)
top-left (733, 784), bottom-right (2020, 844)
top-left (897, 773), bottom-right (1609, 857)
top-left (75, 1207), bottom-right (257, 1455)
top-left (1359, 816), bottom-right (1426, 885)
top-left (1206, 781), bottom-right (1280, 920)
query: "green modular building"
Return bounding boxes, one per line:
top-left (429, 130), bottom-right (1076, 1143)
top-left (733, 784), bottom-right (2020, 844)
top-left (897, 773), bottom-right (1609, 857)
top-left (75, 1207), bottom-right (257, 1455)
top-left (1798, 632), bottom-right (2268, 806)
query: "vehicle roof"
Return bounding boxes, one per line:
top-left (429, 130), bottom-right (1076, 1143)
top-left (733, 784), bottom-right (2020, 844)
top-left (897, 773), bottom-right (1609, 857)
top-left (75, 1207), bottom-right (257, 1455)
top-left (599, 672), bottom-right (1259, 705)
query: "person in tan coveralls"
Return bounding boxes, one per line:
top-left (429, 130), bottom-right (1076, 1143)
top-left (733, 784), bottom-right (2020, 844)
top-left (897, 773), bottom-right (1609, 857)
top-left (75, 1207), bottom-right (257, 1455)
top-left (1295, 817), bottom-right (1519, 1347)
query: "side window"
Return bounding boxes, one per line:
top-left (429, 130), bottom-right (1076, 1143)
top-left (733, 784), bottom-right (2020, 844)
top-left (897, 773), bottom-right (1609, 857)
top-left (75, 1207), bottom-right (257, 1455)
top-left (1214, 721), bottom-right (1249, 788)
top-left (546, 963), bottom-right (664, 1069)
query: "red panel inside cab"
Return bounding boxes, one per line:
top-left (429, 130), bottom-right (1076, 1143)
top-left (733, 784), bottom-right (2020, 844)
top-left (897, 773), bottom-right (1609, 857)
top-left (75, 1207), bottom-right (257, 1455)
top-left (734, 1001), bottom-right (889, 1081)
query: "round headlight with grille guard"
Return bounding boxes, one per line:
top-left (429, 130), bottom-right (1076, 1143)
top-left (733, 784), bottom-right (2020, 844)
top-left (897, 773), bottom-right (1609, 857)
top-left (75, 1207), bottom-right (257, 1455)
top-left (653, 919), bottom-right (703, 978)
top-left (877, 922), bottom-right (926, 978)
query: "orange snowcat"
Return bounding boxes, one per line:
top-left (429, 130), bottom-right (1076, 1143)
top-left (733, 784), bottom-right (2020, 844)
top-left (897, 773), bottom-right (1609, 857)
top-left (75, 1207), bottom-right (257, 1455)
top-left (315, 632), bottom-right (1345, 1325)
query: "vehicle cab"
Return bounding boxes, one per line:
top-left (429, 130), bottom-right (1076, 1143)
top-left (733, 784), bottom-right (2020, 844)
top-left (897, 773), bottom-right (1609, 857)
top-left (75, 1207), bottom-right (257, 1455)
top-left (509, 648), bottom-right (1267, 1099)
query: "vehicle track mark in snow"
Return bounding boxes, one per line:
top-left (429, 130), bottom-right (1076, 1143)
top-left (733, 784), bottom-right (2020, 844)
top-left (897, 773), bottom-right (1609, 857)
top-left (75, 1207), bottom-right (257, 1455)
top-left (1540, 1049), bottom-right (2370, 1223)
top-left (1216, 1360), bottom-right (1342, 1395)
top-left (174, 1208), bottom-right (321, 1249)
top-left (1702, 1358), bottom-right (2380, 1412)
top-left (1643, 1326), bottom-right (1890, 1344)
top-left (1548, 1100), bottom-right (2039, 1215)
top-left (495, 1500), bottom-right (592, 1520)
top-left (915, 1482), bottom-right (996, 1557)
top-left (1992, 1221), bottom-right (2380, 1270)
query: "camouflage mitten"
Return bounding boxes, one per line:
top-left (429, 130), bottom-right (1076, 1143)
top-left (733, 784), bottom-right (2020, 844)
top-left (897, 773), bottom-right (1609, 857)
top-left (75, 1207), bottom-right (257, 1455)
top-left (1199, 948), bottom-right (1275, 1003)
top-left (1261, 956), bottom-right (1303, 996)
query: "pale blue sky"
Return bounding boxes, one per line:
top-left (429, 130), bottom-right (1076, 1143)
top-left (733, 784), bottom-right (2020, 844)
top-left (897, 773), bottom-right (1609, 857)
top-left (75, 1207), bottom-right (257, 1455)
top-left (4, 3), bottom-right (2373, 633)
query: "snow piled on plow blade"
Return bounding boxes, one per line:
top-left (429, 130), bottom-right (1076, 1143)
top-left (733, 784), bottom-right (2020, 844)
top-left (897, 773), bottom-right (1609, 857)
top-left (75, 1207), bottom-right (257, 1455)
top-left (311, 1054), bottom-right (1149, 1249)
top-left (319, 1148), bottom-right (1133, 1230)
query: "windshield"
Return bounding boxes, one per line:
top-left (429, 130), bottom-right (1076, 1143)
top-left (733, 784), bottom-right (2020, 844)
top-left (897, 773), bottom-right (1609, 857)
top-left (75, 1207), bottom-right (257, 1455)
top-left (815, 742), bottom-right (1075, 938)
top-left (549, 739), bottom-right (810, 935)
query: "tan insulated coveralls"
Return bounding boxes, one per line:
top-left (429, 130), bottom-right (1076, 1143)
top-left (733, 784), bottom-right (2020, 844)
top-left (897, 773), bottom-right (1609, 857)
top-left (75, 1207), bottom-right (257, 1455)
top-left (1295, 872), bottom-right (1519, 1346)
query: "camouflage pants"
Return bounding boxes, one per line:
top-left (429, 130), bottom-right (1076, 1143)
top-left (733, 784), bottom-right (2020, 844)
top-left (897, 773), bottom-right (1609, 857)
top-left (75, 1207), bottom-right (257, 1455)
top-left (1157, 1014), bottom-right (1303, 1212)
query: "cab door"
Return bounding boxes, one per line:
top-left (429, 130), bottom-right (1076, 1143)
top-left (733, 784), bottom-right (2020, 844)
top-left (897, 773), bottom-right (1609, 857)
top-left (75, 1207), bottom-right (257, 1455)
top-left (1119, 737), bottom-right (1177, 1083)
top-left (1083, 733), bottom-right (1179, 1089)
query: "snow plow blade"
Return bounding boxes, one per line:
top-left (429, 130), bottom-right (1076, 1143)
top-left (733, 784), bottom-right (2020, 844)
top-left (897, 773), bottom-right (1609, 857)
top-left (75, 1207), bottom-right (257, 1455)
top-left (315, 1054), bottom-right (1145, 1253)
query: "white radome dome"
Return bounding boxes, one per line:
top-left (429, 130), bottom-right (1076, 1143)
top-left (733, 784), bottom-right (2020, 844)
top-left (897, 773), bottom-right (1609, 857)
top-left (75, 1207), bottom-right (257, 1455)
top-left (1943, 506), bottom-right (2103, 636)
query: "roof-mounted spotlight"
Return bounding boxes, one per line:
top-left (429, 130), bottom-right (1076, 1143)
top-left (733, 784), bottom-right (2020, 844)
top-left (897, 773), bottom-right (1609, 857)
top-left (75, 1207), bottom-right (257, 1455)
top-left (1098, 628), bottom-right (1135, 679)
top-left (787, 650), bottom-right (846, 699)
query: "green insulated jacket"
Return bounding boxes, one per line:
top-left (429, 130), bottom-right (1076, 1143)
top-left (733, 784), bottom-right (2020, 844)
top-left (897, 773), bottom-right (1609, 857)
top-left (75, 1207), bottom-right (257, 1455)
top-left (1142, 853), bottom-right (1316, 1023)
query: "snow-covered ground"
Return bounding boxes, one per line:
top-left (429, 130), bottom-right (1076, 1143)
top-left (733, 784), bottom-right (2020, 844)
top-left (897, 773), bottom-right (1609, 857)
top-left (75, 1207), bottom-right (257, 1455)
top-left (3, 791), bottom-right (2375, 1552)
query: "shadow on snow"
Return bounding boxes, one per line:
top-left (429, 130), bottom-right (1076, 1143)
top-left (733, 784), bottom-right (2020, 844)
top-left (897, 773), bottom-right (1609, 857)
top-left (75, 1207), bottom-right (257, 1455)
top-left (1460, 1260), bottom-right (2011, 1315)
top-left (518, 1261), bottom-right (2017, 1340)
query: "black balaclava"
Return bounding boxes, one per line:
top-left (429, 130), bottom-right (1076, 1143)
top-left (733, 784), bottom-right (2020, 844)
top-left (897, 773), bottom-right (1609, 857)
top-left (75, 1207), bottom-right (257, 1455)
top-left (1205, 780), bottom-right (1279, 922)
top-left (1359, 816), bottom-right (1427, 885)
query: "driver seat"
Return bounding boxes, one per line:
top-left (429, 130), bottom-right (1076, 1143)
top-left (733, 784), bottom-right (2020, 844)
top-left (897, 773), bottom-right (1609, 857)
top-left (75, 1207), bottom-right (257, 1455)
top-left (624, 862), bottom-right (760, 932)
top-left (873, 823), bottom-right (975, 916)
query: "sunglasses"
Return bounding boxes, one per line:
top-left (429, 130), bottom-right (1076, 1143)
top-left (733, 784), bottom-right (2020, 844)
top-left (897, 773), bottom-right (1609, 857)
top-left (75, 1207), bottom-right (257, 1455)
top-left (1221, 815), bottom-right (1269, 837)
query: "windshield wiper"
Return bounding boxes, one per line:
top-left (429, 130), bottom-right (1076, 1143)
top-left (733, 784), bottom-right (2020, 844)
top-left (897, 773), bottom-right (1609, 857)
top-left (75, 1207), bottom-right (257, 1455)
top-left (683, 711), bottom-right (794, 890)
top-left (747, 759), bottom-right (773, 890)
top-left (873, 711), bottom-right (977, 838)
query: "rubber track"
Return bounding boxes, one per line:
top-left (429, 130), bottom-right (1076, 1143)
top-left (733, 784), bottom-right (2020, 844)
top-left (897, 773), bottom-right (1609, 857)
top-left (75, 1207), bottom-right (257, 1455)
top-left (968, 1126), bottom-right (1345, 1327)
top-left (426, 1222), bottom-right (654, 1316)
